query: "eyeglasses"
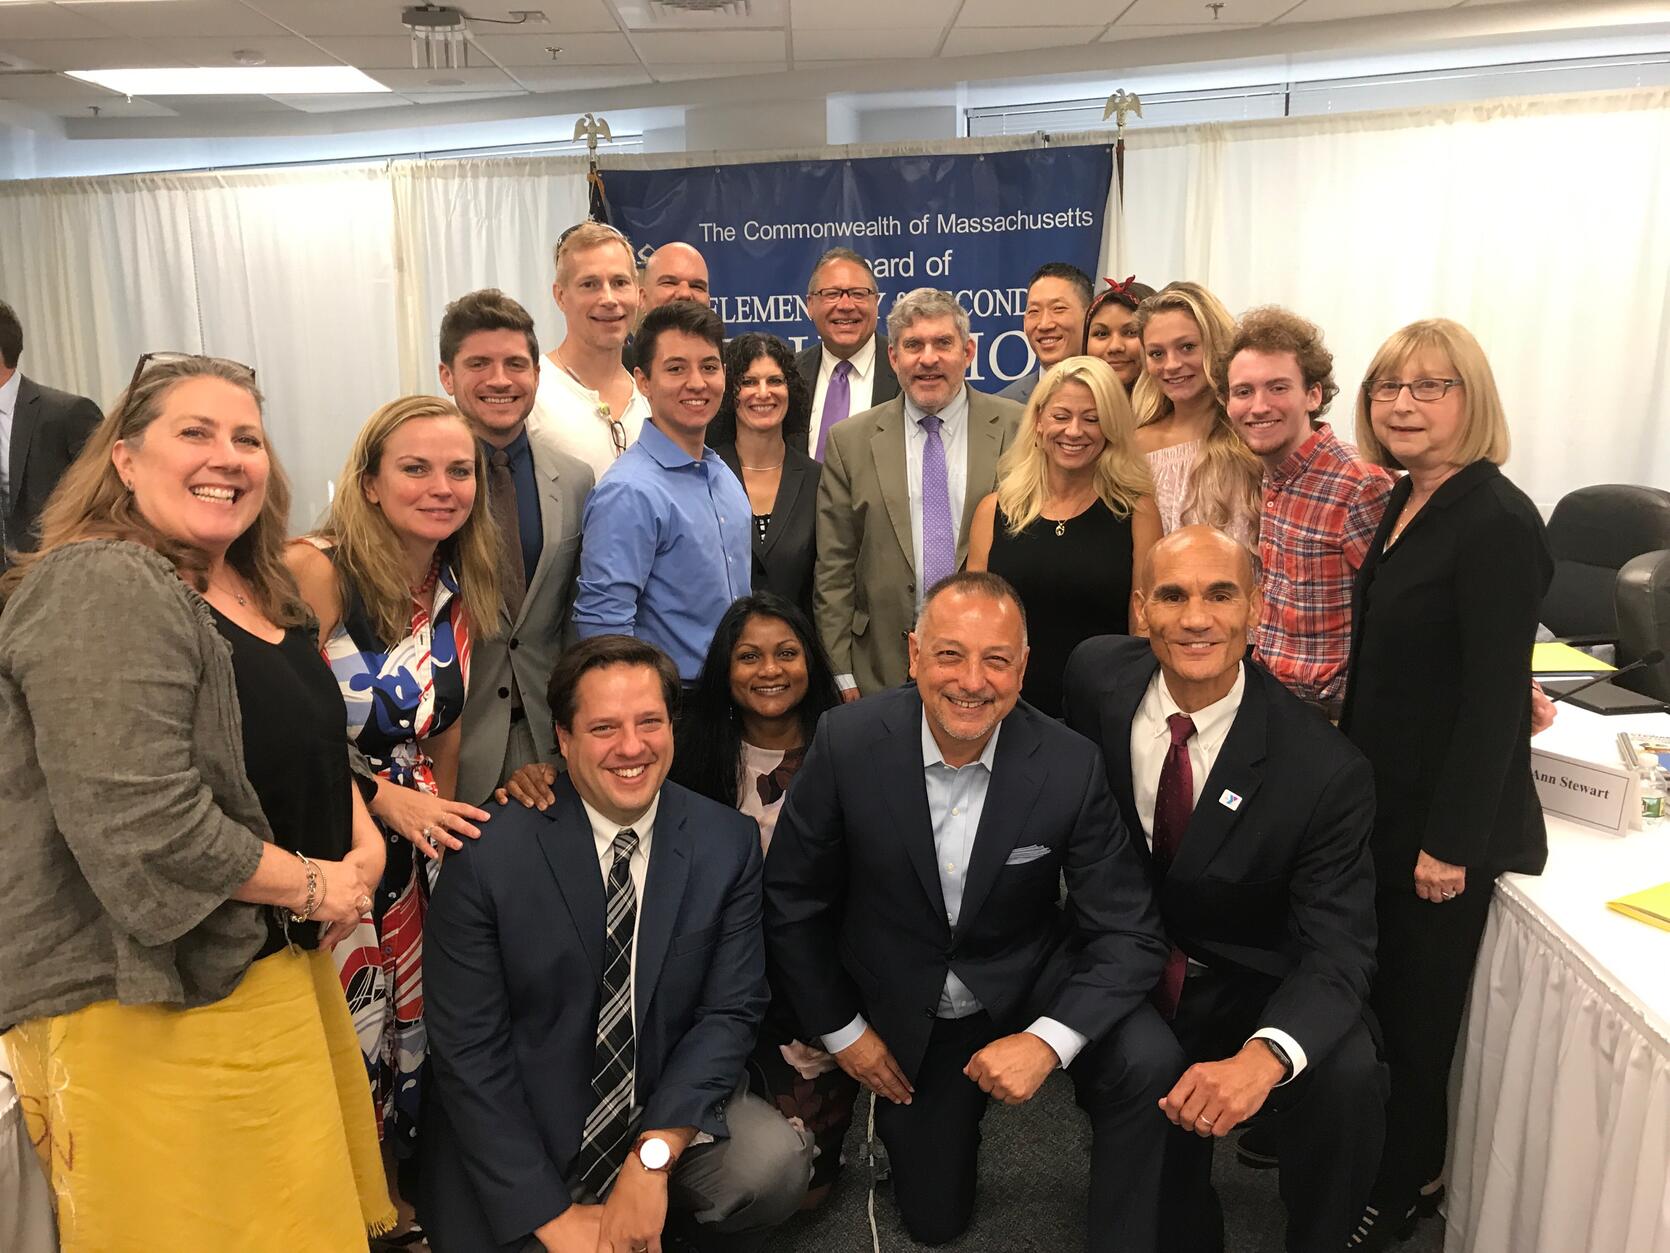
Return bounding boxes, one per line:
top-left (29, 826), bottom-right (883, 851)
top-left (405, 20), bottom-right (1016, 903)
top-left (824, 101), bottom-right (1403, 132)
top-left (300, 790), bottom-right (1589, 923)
top-left (1364, 377), bottom-right (1463, 403)
top-left (808, 286), bottom-right (878, 303)
top-left (557, 220), bottom-right (631, 248)
top-left (608, 415), bottom-right (627, 457)
top-left (129, 351), bottom-right (257, 390)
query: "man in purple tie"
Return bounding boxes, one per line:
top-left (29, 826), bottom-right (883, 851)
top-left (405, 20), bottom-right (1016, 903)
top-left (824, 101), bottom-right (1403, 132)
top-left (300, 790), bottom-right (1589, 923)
top-left (1060, 527), bottom-right (1385, 1253)
top-left (791, 248), bottom-right (901, 459)
top-left (813, 287), bottom-right (1023, 701)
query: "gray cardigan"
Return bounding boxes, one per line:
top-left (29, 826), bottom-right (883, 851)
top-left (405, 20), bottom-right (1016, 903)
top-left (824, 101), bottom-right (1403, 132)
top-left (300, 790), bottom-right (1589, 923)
top-left (0, 541), bottom-right (282, 1031)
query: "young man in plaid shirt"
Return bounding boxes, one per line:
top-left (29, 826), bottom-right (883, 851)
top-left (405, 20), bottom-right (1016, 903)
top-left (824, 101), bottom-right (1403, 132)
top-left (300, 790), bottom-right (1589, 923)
top-left (1222, 309), bottom-right (1394, 719)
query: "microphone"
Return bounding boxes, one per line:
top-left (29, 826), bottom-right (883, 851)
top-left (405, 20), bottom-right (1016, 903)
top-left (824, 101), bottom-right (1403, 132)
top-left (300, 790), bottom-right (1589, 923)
top-left (1545, 649), bottom-right (1665, 705)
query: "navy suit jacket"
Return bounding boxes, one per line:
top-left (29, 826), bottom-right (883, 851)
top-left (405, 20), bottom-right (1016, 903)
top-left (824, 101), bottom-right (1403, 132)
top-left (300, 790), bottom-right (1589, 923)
top-left (1062, 636), bottom-right (1378, 1067)
top-left (419, 777), bottom-right (768, 1252)
top-left (763, 685), bottom-right (1166, 1082)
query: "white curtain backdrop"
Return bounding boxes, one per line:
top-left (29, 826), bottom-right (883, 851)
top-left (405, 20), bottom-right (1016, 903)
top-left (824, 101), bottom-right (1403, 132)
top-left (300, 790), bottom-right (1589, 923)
top-left (1117, 87), bottom-right (1670, 511)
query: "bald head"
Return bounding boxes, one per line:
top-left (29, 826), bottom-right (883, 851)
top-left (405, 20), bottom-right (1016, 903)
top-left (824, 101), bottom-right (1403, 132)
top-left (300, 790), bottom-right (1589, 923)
top-left (642, 242), bottom-right (711, 309)
top-left (1133, 525), bottom-right (1261, 711)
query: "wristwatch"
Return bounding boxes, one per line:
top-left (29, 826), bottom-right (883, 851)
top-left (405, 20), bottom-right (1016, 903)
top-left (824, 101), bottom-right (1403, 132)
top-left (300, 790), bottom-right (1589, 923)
top-left (634, 1134), bottom-right (675, 1174)
top-left (1259, 1037), bottom-right (1295, 1083)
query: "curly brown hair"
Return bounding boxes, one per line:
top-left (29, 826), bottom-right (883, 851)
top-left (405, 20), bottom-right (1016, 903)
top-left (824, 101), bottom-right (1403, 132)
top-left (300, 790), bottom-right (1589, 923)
top-left (1218, 305), bottom-right (1340, 423)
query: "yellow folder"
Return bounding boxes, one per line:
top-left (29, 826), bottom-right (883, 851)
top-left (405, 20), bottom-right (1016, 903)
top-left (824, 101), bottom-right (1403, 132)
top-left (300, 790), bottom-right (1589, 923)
top-left (1533, 642), bottom-right (1616, 675)
top-left (1607, 881), bottom-right (1670, 932)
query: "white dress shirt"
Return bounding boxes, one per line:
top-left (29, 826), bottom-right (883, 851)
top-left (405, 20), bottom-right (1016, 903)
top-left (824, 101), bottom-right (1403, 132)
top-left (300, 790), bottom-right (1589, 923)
top-left (821, 715), bottom-right (1089, 1069)
top-left (807, 336), bottom-right (878, 457)
top-left (528, 354), bottom-right (649, 484)
top-left (1128, 664), bottom-right (1308, 1080)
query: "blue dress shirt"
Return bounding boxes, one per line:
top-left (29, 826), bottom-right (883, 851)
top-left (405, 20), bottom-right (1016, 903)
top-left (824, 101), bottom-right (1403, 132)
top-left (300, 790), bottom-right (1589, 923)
top-left (572, 420), bottom-right (751, 681)
top-left (821, 713), bottom-right (1089, 1068)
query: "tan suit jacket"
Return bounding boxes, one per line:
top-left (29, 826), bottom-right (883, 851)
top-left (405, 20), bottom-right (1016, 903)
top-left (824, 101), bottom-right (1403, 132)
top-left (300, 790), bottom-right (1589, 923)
top-left (455, 426), bottom-right (594, 807)
top-left (813, 387), bottom-right (1021, 695)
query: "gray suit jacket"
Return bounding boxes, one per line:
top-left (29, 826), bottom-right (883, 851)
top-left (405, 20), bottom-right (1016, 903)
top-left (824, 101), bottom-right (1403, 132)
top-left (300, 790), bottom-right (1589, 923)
top-left (998, 370), bottom-right (1041, 406)
top-left (5, 375), bottom-right (101, 558)
top-left (455, 427), bottom-right (594, 808)
top-left (813, 387), bottom-right (1021, 694)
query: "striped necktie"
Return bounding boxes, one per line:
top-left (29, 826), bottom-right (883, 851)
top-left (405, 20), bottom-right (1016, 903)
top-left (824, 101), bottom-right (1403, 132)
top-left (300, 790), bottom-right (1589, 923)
top-left (575, 826), bottom-right (640, 1199)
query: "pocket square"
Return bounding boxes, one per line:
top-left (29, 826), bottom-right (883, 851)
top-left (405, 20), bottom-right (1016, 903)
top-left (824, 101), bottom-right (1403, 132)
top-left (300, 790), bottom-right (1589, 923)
top-left (1005, 844), bottom-right (1052, 866)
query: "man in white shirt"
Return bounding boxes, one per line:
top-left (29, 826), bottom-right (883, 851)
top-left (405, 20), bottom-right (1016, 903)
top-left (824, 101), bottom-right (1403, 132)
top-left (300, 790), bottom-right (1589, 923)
top-left (791, 248), bottom-right (900, 459)
top-left (529, 221), bottom-right (651, 483)
top-left (1060, 526), bottom-right (1386, 1253)
top-left (813, 287), bottom-right (1021, 699)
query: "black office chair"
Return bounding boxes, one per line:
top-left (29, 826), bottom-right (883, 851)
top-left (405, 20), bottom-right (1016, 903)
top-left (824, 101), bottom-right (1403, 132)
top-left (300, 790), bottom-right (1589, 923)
top-left (1540, 485), bottom-right (1670, 646)
top-left (1615, 548), bottom-right (1670, 702)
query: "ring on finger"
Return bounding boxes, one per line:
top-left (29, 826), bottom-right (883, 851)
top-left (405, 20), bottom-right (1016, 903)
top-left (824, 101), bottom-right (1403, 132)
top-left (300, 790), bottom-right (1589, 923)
top-left (356, 894), bottom-right (371, 912)
top-left (1198, 1116), bottom-right (1213, 1128)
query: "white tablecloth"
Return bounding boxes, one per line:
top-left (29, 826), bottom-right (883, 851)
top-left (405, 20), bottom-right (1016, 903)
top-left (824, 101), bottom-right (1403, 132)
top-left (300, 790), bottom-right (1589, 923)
top-left (1447, 707), bottom-right (1670, 1253)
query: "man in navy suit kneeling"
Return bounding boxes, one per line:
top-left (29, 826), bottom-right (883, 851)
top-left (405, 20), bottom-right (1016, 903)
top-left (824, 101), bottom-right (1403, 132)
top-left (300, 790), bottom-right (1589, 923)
top-left (420, 635), bottom-right (811, 1253)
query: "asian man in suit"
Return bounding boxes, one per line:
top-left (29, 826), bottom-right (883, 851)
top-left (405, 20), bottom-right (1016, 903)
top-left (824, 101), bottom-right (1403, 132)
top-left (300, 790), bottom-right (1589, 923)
top-left (792, 247), bottom-right (900, 459)
top-left (814, 287), bottom-right (1022, 701)
top-left (0, 300), bottom-right (101, 564)
top-left (1060, 526), bottom-right (1386, 1253)
top-left (438, 289), bottom-right (596, 809)
top-left (420, 635), bottom-right (812, 1253)
top-left (766, 571), bottom-right (1178, 1251)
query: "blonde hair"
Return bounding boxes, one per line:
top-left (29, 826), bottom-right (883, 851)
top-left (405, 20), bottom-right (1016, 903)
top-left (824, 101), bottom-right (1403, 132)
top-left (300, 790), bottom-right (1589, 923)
top-left (553, 221), bottom-right (636, 284)
top-left (1354, 318), bottom-right (1510, 471)
top-left (311, 396), bottom-right (503, 648)
top-left (1133, 281), bottom-right (1261, 536)
top-left (1, 356), bottom-right (306, 625)
top-left (997, 356), bottom-right (1153, 535)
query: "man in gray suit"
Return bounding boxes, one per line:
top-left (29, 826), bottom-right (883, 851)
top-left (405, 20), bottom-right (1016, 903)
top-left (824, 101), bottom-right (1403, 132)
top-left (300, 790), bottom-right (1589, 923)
top-left (791, 248), bottom-right (900, 459)
top-left (438, 289), bottom-right (595, 808)
top-left (815, 288), bottom-right (1022, 700)
top-left (0, 300), bottom-right (101, 564)
top-left (997, 263), bottom-right (1094, 406)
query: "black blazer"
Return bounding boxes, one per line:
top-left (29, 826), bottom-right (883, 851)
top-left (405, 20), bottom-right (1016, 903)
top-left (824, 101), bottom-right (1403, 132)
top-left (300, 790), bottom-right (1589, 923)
top-left (5, 375), bottom-right (101, 556)
top-left (763, 685), bottom-right (1166, 1082)
top-left (715, 440), bottom-right (820, 616)
top-left (788, 333), bottom-right (901, 455)
top-left (1340, 460), bottom-right (1553, 882)
top-left (419, 778), bottom-right (768, 1252)
top-left (1062, 638), bottom-right (1379, 1065)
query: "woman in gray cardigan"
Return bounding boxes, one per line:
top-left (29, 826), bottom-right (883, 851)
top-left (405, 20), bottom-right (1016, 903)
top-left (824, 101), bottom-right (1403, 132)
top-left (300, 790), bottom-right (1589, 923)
top-left (0, 355), bottom-right (396, 1249)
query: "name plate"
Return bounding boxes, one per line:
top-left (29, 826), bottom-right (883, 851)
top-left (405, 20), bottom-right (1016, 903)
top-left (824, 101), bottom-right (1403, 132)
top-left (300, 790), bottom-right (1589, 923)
top-left (1531, 748), bottom-right (1638, 836)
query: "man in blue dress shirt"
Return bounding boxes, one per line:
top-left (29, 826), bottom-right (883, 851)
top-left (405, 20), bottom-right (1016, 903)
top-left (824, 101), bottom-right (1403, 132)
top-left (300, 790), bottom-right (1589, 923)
top-left (573, 301), bottom-right (751, 683)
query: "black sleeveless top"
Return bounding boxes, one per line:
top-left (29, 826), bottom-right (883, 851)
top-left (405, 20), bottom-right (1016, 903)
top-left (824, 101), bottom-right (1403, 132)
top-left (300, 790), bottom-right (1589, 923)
top-left (211, 608), bottom-right (354, 957)
top-left (987, 499), bottom-right (1135, 717)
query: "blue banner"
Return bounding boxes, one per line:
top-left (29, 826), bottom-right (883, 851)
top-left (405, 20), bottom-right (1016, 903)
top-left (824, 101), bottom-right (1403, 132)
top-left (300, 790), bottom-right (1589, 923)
top-left (604, 146), bottom-right (1111, 389)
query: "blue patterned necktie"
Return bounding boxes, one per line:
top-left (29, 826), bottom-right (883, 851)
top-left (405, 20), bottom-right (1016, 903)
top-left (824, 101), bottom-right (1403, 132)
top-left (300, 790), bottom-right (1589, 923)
top-left (919, 413), bottom-right (955, 590)
top-left (574, 827), bottom-right (640, 1199)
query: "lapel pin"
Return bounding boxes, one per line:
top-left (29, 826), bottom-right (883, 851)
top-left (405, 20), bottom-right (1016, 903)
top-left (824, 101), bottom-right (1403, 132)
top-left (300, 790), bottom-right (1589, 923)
top-left (1219, 789), bottom-right (1243, 811)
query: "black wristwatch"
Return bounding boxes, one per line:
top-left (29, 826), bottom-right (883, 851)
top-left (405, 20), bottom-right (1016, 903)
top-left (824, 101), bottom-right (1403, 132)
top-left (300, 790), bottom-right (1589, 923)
top-left (1259, 1037), bottom-right (1295, 1083)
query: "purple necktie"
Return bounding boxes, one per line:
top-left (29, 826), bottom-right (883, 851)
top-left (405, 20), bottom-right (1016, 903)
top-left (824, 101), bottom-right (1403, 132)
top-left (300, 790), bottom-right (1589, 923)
top-left (814, 359), bottom-right (853, 461)
top-left (919, 414), bottom-right (955, 591)
top-left (1151, 712), bottom-right (1196, 1019)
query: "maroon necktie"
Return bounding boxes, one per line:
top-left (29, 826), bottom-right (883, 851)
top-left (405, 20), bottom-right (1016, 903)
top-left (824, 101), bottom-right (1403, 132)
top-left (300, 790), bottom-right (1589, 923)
top-left (1150, 712), bottom-right (1196, 1019)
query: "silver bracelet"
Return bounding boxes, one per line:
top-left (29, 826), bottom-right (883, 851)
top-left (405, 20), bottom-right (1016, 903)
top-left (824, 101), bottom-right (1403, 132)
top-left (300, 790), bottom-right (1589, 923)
top-left (289, 853), bottom-right (323, 923)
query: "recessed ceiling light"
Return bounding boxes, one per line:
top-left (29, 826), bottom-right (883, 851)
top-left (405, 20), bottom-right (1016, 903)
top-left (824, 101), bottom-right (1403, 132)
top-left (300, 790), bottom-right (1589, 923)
top-left (65, 66), bottom-right (391, 95)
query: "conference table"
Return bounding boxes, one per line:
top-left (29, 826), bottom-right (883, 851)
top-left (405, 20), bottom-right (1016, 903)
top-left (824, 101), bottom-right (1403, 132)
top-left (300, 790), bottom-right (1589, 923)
top-left (1446, 705), bottom-right (1670, 1253)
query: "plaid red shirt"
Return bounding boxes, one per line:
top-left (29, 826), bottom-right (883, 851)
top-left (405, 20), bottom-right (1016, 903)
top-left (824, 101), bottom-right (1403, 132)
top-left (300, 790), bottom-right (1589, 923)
top-left (1253, 424), bottom-right (1394, 709)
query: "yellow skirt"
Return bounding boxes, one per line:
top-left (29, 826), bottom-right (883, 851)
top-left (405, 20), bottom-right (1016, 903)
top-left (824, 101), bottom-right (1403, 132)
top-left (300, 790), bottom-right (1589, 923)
top-left (5, 945), bottom-right (397, 1252)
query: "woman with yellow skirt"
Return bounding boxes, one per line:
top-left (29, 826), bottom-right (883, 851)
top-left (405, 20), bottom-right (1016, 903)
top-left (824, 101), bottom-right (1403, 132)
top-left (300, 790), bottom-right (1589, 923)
top-left (0, 354), bottom-right (396, 1250)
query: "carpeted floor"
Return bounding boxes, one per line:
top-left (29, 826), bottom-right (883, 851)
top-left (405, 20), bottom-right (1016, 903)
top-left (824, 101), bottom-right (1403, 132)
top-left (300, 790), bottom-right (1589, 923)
top-left (773, 1072), bottom-right (1447, 1253)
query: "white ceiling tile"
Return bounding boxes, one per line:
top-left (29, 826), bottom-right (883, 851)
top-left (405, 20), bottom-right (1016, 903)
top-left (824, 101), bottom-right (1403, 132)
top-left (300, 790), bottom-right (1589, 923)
top-left (648, 62), bottom-right (782, 82)
top-left (506, 64), bottom-right (651, 90)
top-left (1113, 0), bottom-right (1295, 24)
top-left (70, 0), bottom-right (294, 39)
top-left (630, 29), bottom-right (785, 63)
top-left (25, 93), bottom-right (178, 117)
top-left (470, 31), bottom-right (639, 67)
top-left (164, 34), bottom-right (344, 66)
top-left (308, 35), bottom-right (422, 69)
top-left (791, 0), bottom-right (957, 29)
top-left (239, 0), bottom-right (411, 37)
top-left (1278, 0), bottom-right (1454, 17)
top-left (267, 89), bottom-right (411, 111)
top-left (0, 36), bottom-right (189, 69)
top-left (797, 28), bottom-right (940, 60)
top-left (397, 87), bottom-right (524, 103)
top-left (149, 91), bottom-right (297, 112)
top-left (0, 4), bottom-right (120, 39)
top-left (0, 70), bottom-right (118, 101)
top-left (941, 26), bottom-right (1103, 56)
top-left (369, 65), bottom-right (518, 90)
top-left (1099, 21), bottom-right (1259, 39)
top-left (473, 0), bottom-right (622, 31)
top-left (612, 0), bottom-right (787, 31)
top-left (956, 0), bottom-right (1119, 26)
